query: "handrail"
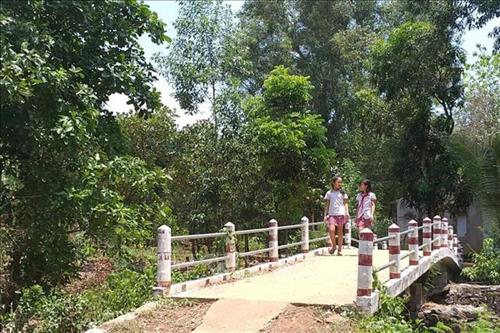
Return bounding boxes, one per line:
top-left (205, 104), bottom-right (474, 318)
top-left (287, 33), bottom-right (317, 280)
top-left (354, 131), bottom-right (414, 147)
top-left (171, 256), bottom-right (226, 269)
top-left (309, 236), bottom-right (329, 243)
top-left (277, 241), bottom-right (305, 250)
top-left (399, 249), bottom-right (417, 261)
top-left (374, 260), bottom-right (396, 273)
top-left (277, 224), bottom-right (303, 231)
top-left (417, 225), bottom-right (425, 231)
top-left (172, 232), bottom-right (225, 241)
top-left (234, 227), bottom-right (273, 235)
top-left (308, 221), bottom-right (324, 227)
top-left (373, 234), bottom-right (395, 244)
top-left (399, 229), bottom-right (413, 236)
top-left (239, 247), bottom-right (273, 257)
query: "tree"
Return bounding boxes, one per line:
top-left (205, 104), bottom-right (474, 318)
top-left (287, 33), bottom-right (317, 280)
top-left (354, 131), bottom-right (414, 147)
top-left (245, 66), bottom-right (335, 222)
top-left (0, 0), bottom-right (169, 301)
top-left (451, 51), bottom-right (500, 228)
top-left (153, 0), bottom-right (241, 122)
top-left (370, 19), bottom-right (471, 215)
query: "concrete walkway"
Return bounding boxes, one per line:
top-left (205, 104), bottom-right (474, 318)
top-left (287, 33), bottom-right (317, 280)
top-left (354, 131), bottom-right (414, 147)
top-left (193, 299), bottom-right (287, 333)
top-left (175, 248), bottom-right (410, 305)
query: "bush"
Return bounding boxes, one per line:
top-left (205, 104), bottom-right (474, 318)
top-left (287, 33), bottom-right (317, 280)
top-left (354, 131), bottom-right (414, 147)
top-left (0, 268), bottom-right (155, 332)
top-left (462, 238), bottom-right (500, 284)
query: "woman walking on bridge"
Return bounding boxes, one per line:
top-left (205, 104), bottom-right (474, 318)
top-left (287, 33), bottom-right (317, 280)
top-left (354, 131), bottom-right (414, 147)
top-left (324, 176), bottom-right (350, 256)
top-left (356, 179), bottom-right (377, 230)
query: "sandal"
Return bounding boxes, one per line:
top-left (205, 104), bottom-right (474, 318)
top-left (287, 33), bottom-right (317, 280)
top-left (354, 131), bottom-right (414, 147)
top-left (337, 252), bottom-right (343, 256)
top-left (329, 247), bottom-right (336, 255)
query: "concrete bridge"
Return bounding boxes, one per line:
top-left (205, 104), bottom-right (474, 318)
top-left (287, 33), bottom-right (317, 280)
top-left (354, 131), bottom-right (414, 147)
top-left (153, 216), bottom-right (462, 331)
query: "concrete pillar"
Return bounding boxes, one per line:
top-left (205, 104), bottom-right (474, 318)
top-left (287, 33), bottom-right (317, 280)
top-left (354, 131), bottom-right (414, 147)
top-left (448, 225), bottom-right (453, 249)
top-left (301, 216), bottom-right (309, 253)
top-left (345, 219), bottom-right (352, 249)
top-left (441, 218), bottom-right (448, 248)
top-left (389, 223), bottom-right (401, 279)
top-left (432, 215), bottom-right (441, 250)
top-left (268, 219), bottom-right (278, 262)
top-left (156, 225), bottom-right (171, 291)
top-left (423, 217), bottom-right (432, 256)
top-left (224, 222), bottom-right (236, 272)
top-left (357, 228), bottom-right (374, 296)
top-left (453, 234), bottom-right (458, 256)
top-left (408, 220), bottom-right (419, 266)
top-left (408, 283), bottom-right (424, 319)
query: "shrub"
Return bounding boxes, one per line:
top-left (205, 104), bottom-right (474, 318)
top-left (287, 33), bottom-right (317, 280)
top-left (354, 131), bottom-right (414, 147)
top-left (462, 238), bottom-right (500, 284)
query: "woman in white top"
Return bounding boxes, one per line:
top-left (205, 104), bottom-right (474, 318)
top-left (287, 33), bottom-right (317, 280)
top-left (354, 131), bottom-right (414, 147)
top-left (356, 179), bottom-right (377, 230)
top-left (323, 176), bottom-right (349, 255)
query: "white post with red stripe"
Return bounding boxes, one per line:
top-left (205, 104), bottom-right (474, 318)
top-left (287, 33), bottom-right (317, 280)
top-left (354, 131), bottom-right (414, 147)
top-left (388, 223), bottom-right (401, 279)
top-left (345, 219), bottom-right (352, 249)
top-left (301, 216), bottom-right (309, 253)
top-left (441, 217), bottom-right (449, 248)
top-left (224, 222), bottom-right (236, 272)
top-left (357, 228), bottom-right (374, 297)
top-left (453, 234), bottom-right (458, 255)
top-left (423, 217), bottom-right (432, 256)
top-left (432, 215), bottom-right (441, 250)
top-left (156, 225), bottom-right (171, 293)
top-left (268, 219), bottom-right (278, 262)
top-left (408, 220), bottom-right (419, 266)
top-left (448, 225), bottom-right (453, 249)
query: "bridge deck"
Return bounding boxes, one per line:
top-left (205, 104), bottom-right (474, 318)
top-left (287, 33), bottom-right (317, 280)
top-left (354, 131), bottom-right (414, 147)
top-left (174, 248), bottom-right (412, 305)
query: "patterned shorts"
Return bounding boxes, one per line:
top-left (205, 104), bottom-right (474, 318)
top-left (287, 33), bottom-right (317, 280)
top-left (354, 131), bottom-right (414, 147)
top-left (356, 217), bottom-right (373, 229)
top-left (327, 215), bottom-right (346, 227)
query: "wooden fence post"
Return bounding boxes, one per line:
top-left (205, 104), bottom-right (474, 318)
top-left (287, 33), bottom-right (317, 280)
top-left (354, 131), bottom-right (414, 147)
top-left (389, 223), bottom-right (401, 279)
top-left (357, 228), bottom-right (374, 296)
top-left (268, 219), bottom-right (278, 262)
top-left (156, 225), bottom-right (171, 293)
top-left (423, 217), bottom-right (432, 256)
top-left (432, 215), bottom-right (441, 250)
top-left (224, 222), bottom-right (236, 272)
top-left (408, 220), bottom-right (419, 265)
top-left (301, 216), bottom-right (309, 253)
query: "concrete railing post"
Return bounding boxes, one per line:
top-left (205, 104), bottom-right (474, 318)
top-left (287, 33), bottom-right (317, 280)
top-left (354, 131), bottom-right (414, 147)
top-left (156, 225), bottom-right (171, 293)
top-left (268, 219), bottom-right (278, 262)
top-left (432, 215), bottom-right (441, 250)
top-left (408, 220), bottom-right (419, 266)
top-left (224, 222), bottom-right (236, 272)
top-left (388, 223), bottom-right (401, 279)
top-left (345, 219), bottom-right (352, 249)
top-left (357, 228), bottom-right (374, 297)
top-left (448, 226), bottom-right (453, 249)
top-left (423, 217), bottom-right (432, 256)
top-left (453, 234), bottom-right (458, 256)
top-left (442, 218), bottom-right (449, 248)
top-left (301, 216), bottom-right (309, 253)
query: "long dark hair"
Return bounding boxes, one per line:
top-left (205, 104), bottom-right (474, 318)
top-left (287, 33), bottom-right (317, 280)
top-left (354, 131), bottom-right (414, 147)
top-left (330, 176), bottom-right (345, 194)
top-left (360, 179), bottom-right (372, 194)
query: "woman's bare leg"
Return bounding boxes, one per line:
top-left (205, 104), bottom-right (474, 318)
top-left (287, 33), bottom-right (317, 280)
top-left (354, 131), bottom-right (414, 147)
top-left (329, 224), bottom-right (336, 253)
top-left (337, 224), bottom-right (344, 254)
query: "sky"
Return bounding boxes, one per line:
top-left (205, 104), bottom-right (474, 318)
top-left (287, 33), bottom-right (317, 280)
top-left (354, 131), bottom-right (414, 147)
top-left (106, 1), bottom-right (499, 127)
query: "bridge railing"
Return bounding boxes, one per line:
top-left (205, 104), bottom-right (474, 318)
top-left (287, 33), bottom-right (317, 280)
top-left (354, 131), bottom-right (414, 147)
top-left (356, 215), bottom-right (462, 311)
top-left (155, 216), bottom-right (354, 293)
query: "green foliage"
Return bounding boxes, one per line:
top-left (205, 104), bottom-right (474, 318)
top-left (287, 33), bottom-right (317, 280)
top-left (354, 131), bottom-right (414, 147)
top-left (0, 0), bottom-right (170, 308)
top-left (246, 66), bottom-right (334, 222)
top-left (172, 265), bottom-right (212, 284)
top-left (1, 268), bottom-right (155, 333)
top-left (462, 238), bottom-right (500, 284)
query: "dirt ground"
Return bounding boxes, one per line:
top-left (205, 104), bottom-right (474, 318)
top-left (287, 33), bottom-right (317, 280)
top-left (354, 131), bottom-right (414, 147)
top-left (104, 301), bottom-right (357, 333)
top-left (261, 305), bottom-right (357, 333)
top-left (107, 299), bottom-right (214, 333)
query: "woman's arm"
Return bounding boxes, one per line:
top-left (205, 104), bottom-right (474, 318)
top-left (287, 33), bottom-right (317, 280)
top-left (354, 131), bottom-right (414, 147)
top-left (324, 200), bottom-right (330, 221)
top-left (344, 200), bottom-right (349, 218)
top-left (371, 201), bottom-right (376, 223)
